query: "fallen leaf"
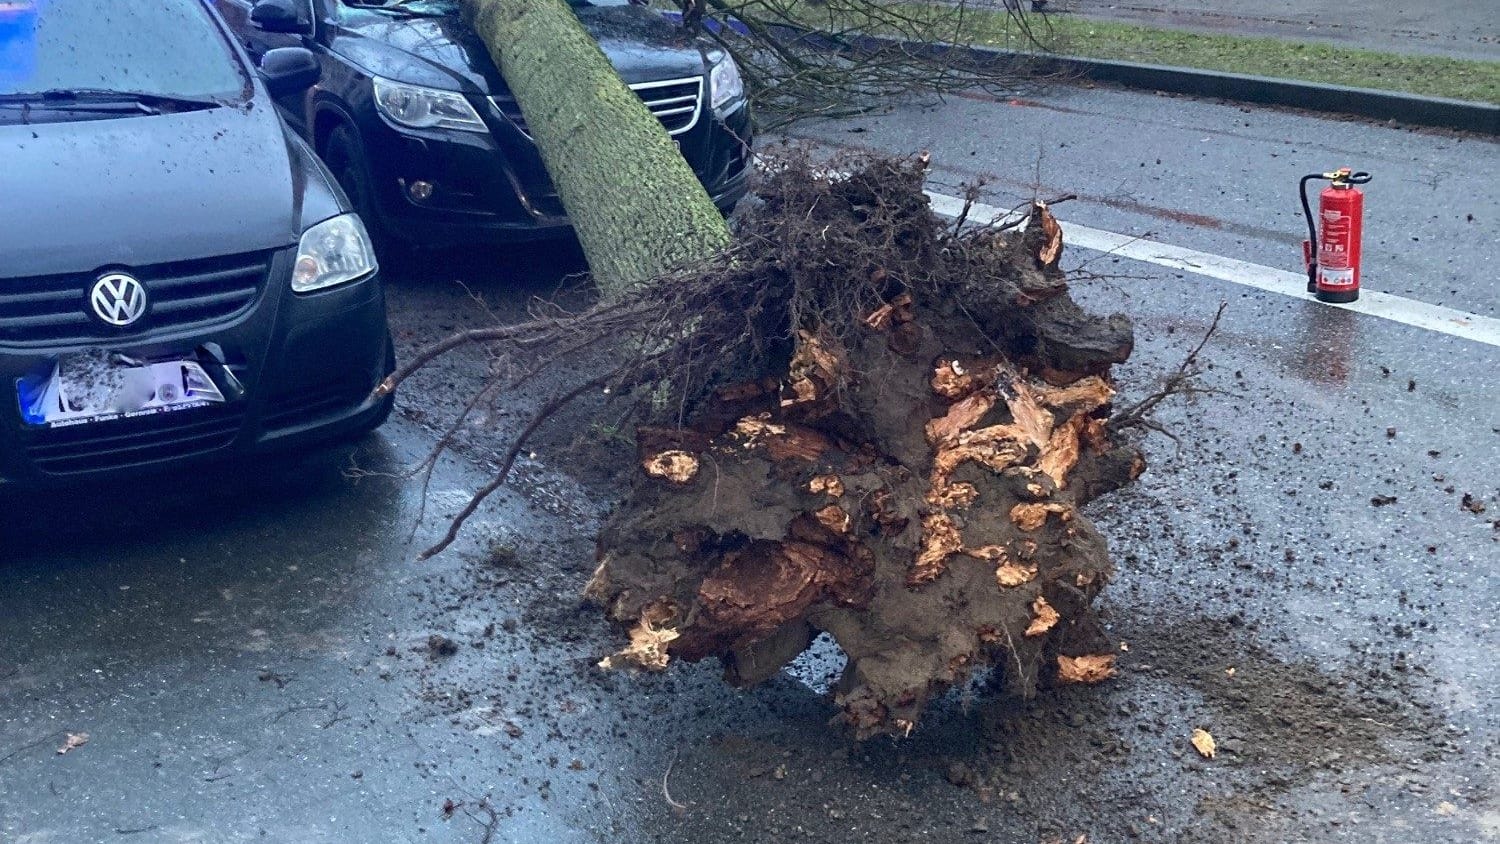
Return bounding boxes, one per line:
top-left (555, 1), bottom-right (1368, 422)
top-left (1057, 654), bottom-right (1117, 683)
top-left (1191, 728), bottom-right (1217, 759)
top-left (57, 733), bottom-right (89, 755)
top-left (1225, 667), bottom-right (1236, 677)
top-left (1024, 596), bottom-right (1059, 637)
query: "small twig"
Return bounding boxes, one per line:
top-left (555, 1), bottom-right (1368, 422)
top-left (0, 731), bottom-right (67, 766)
top-left (418, 369), bottom-right (623, 560)
top-left (662, 750), bottom-right (688, 813)
top-left (1110, 302), bottom-right (1228, 435)
top-left (463, 798), bottom-right (501, 844)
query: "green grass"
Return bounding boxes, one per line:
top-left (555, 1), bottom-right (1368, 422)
top-left (788, 4), bottom-right (1500, 104)
top-left (966, 15), bottom-right (1500, 104)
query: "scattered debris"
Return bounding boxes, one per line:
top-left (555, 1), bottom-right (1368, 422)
top-left (56, 733), bottom-right (89, 755)
top-left (427, 634), bottom-right (460, 658)
top-left (1191, 729), bottom-right (1217, 759)
top-left (1056, 654), bottom-right (1118, 684)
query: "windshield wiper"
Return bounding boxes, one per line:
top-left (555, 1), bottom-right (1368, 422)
top-left (0, 89), bottom-right (221, 114)
top-left (343, 0), bottom-right (446, 16)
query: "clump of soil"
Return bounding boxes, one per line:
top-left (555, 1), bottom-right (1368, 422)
top-left (581, 150), bottom-right (1144, 738)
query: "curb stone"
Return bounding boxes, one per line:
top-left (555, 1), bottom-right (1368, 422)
top-left (851, 36), bottom-right (1500, 135)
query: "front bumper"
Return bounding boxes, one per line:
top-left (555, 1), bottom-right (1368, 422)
top-left (358, 97), bottom-right (755, 247)
top-left (0, 248), bottom-right (391, 486)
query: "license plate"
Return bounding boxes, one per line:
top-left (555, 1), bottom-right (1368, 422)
top-left (18, 351), bottom-right (227, 429)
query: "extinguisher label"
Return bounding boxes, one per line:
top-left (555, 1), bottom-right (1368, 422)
top-left (1319, 268), bottom-right (1356, 289)
top-left (1319, 211), bottom-right (1351, 270)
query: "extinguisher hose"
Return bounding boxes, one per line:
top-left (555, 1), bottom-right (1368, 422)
top-left (1299, 173), bottom-right (1322, 287)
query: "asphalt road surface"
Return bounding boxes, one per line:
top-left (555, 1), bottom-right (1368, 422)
top-left (2, 82), bottom-right (1496, 843)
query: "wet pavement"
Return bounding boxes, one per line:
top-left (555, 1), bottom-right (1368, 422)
top-left (3, 82), bottom-right (1498, 842)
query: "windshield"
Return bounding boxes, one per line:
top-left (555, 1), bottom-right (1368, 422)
top-left (0, 0), bottom-right (248, 100)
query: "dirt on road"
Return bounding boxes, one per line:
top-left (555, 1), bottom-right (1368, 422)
top-left (378, 201), bottom-right (1490, 843)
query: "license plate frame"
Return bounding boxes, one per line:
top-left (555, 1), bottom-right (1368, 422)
top-left (18, 354), bottom-right (229, 429)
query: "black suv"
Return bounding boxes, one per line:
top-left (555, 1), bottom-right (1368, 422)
top-left (0, 0), bottom-right (392, 484)
top-left (214, 0), bottom-right (753, 249)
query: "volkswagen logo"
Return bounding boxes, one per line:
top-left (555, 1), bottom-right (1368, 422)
top-left (89, 273), bottom-right (148, 327)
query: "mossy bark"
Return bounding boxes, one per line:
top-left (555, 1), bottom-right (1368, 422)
top-left (466, 0), bottom-right (732, 295)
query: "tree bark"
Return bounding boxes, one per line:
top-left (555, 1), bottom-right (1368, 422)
top-left (466, 0), bottom-right (731, 294)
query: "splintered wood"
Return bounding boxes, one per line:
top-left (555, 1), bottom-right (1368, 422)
top-left (643, 450), bottom-right (700, 484)
top-left (1025, 596), bottom-right (1060, 637)
top-left (917, 364), bottom-right (1113, 585)
top-left (598, 601), bottom-right (680, 670)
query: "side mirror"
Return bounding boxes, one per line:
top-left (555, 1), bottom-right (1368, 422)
top-left (251, 0), bottom-right (311, 34)
top-left (259, 48), bottom-right (321, 97)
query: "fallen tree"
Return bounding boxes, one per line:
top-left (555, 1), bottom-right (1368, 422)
top-left (386, 149), bottom-right (1144, 737)
top-left (466, 0), bottom-right (730, 289)
top-left (394, 0), bottom-right (1152, 739)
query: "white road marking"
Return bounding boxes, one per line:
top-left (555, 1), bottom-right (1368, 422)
top-left (925, 191), bottom-right (1500, 350)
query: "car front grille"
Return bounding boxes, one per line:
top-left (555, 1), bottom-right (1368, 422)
top-left (0, 251), bottom-right (270, 345)
top-left (22, 404), bottom-right (245, 476)
top-left (492, 76), bottom-right (704, 138)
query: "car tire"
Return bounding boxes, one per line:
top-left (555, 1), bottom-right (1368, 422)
top-left (322, 125), bottom-right (410, 269)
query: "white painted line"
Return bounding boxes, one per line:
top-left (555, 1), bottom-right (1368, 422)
top-left (925, 191), bottom-right (1500, 350)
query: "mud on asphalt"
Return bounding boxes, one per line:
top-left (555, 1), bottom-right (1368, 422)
top-left (377, 235), bottom-right (1495, 843)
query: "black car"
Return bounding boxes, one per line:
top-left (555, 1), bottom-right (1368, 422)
top-left (0, 0), bottom-right (393, 485)
top-left (213, 0), bottom-right (753, 249)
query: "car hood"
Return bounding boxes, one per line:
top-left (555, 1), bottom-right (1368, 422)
top-left (331, 6), bottom-right (710, 95)
top-left (0, 103), bottom-right (334, 278)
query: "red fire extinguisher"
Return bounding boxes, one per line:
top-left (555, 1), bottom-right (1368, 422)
top-left (1300, 168), bottom-right (1372, 303)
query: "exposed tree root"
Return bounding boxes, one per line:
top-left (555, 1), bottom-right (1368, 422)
top-left (384, 149), bottom-right (1167, 737)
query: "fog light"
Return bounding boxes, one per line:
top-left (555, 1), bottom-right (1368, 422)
top-left (407, 180), bottom-right (434, 201)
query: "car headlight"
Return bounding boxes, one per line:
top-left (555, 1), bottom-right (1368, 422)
top-left (293, 214), bottom-right (378, 293)
top-left (709, 55), bottom-right (744, 111)
top-left (373, 76), bottom-right (487, 133)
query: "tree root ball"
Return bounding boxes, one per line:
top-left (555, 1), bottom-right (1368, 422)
top-left (585, 151), bottom-right (1143, 739)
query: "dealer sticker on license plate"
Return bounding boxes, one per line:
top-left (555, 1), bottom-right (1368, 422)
top-left (17, 351), bottom-right (227, 429)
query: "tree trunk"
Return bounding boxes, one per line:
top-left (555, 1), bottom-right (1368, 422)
top-left (466, 0), bottom-right (731, 294)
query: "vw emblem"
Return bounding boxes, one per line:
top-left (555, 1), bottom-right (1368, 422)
top-left (89, 273), bottom-right (148, 327)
